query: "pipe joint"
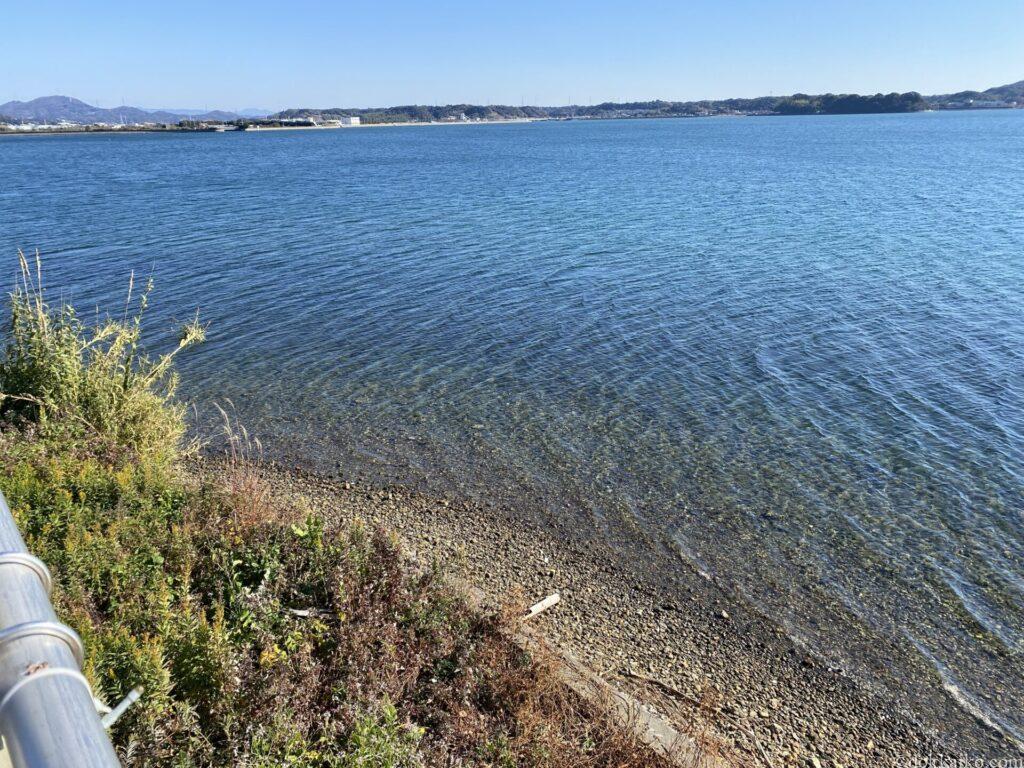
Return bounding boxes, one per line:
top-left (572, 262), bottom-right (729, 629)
top-left (0, 553), bottom-right (53, 596)
top-left (0, 621), bottom-right (86, 668)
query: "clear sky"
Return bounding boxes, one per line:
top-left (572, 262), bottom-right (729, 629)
top-left (5, 0), bottom-right (1024, 112)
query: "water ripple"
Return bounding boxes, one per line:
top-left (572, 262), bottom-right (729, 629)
top-left (2, 111), bottom-right (1023, 743)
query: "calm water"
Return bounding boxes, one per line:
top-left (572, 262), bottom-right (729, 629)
top-left (2, 112), bottom-right (1023, 745)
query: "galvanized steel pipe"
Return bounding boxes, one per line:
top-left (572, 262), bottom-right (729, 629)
top-left (0, 489), bottom-right (120, 767)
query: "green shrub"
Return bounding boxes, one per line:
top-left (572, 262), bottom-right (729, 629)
top-left (341, 701), bottom-right (424, 768)
top-left (0, 251), bottom-right (203, 467)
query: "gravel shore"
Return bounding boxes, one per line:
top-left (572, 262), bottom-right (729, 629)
top-left (240, 462), bottom-right (1012, 767)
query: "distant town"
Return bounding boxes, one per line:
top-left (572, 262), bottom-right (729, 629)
top-left (2, 79), bottom-right (1021, 134)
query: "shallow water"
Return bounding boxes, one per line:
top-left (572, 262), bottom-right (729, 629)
top-left (2, 111), bottom-right (1023, 744)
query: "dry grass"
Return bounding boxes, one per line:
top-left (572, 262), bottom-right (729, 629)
top-left (208, 402), bottom-right (290, 529)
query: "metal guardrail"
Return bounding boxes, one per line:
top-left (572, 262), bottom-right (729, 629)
top-left (0, 489), bottom-right (120, 767)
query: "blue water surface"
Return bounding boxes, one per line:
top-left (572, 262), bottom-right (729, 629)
top-left (1, 111), bottom-right (1022, 743)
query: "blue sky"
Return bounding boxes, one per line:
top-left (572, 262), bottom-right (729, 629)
top-left (5, 0), bottom-right (1024, 111)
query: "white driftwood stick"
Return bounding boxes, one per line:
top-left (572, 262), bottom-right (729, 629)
top-left (525, 592), bottom-right (560, 620)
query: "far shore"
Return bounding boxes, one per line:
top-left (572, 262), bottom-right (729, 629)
top-left (246, 117), bottom-right (541, 131)
top-left (0, 117), bottom-right (544, 137)
top-left (7, 107), bottom-right (1018, 138)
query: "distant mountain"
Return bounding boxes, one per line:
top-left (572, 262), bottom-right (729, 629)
top-left (984, 80), bottom-right (1024, 101)
top-left (186, 110), bottom-right (242, 122)
top-left (150, 107), bottom-right (269, 119)
top-left (0, 96), bottom-right (242, 124)
top-left (925, 79), bottom-right (1024, 107)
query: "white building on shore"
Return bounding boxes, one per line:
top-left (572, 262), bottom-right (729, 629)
top-left (340, 116), bottom-right (360, 126)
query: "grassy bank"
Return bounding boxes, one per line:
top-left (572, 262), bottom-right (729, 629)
top-left (0, 254), bottom-right (667, 767)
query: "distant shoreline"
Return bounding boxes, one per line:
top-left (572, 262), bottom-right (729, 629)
top-left (0, 126), bottom-right (224, 137)
top-left (0, 117), bottom-right (544, 137)
top-left (4, 80), bottom-right (1021, 133)
top-left (3, 107), bottom-right (1020, 138)
top-left (243, 117), bottom-right (541, 132)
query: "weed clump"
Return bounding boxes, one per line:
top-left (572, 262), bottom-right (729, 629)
top-left (0, 257), bottom-right (668, 767)
top-left (0, 251), bottom-right (203, 467)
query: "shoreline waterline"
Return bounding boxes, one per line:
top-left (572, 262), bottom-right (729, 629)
top-left (0, 117), bottom-right (545, 137)
top-left (226, 456), bottom-right (1014, 763)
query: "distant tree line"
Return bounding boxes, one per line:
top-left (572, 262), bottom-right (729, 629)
top-left (774, 92), bottom-right (927, 115)
top-left (925, 79), bottom-right (1023, 108)
top-left (271, 90), bottom-right (939, 123)
top-left (273, 104), bottom-right (546, 123)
